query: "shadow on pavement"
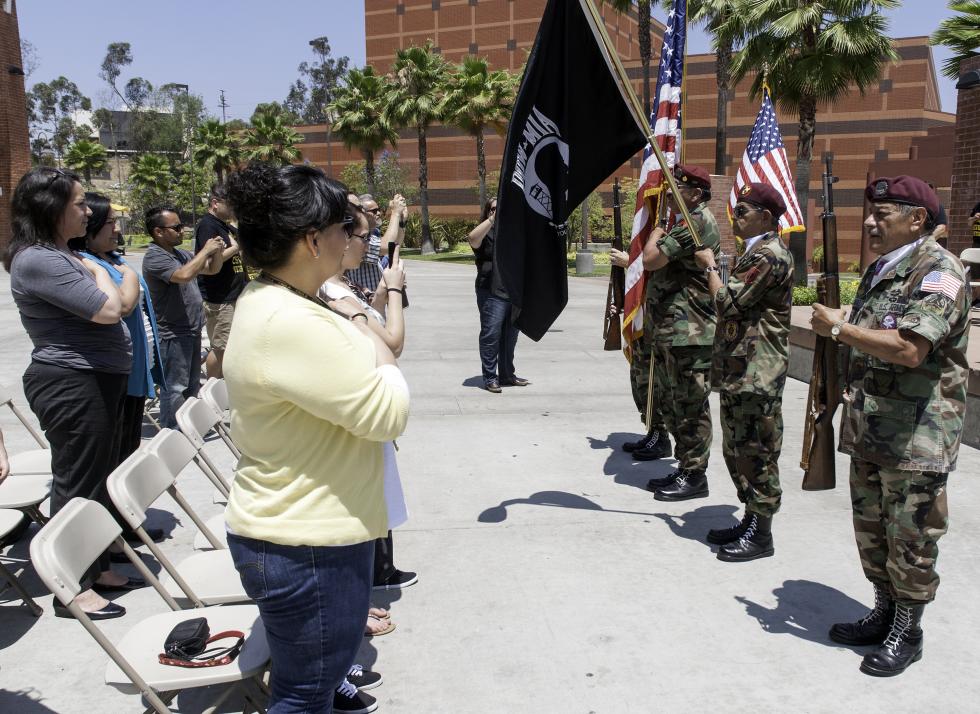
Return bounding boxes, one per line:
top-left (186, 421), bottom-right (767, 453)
top-left (461, 376), bottom-right (486, 389)
top-left (651, 504), bottom-right (740, 546)
top-left (0, 689), bottom-right (59, 713)
top-left (735, 579), bottom-right (870, 647)
top-left (587, 433), bottom-right (679, 492)
top-left (478, 490), bottom-right (660, 523)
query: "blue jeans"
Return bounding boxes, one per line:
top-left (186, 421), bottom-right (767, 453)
top-left (157, 334), bottom-right (202, 429)
top-left (227, 534), bottom-right (374, 713)
top-left (476, 287), bottom-right (519, 383)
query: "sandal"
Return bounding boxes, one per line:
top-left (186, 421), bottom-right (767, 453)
top-left (369, 606), bottom-right (390, 620)
top-left (364, 614), bottom-right (397, 637)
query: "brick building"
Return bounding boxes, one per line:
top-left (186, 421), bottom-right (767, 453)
top-left (0, 0), bottom-right (31, 255)
top-left (949, 56), bottom-right (980, 256)
top-left (297, 2), bottom-right (957, 265)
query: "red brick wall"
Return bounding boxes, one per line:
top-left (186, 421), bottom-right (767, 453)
top-left (949, 55), bottom-right (980, 256)
top-left (0, 0), bottom-right (31, 256)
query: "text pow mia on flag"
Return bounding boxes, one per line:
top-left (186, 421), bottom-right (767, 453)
top-left (492, 0), bottom-right (648, 341)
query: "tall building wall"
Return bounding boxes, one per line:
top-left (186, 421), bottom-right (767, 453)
top-left (299, 6), bottom-right (957, 265)
top-left (0, 0), bottom-right (31, 255)
top-left (949, 55), bottom-right (980, 256)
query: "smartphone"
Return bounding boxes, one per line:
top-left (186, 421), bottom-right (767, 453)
top-left (388, 241), bottom-right (408, 308)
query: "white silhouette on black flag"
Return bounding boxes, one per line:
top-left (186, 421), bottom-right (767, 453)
top-left (492, 0), bottom-right (647, 341)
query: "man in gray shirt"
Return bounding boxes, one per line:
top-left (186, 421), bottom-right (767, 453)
top-left (142, 204), bottom-right (225, 428)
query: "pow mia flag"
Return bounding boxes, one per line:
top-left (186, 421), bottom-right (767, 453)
top-left (493, 0), bottom-right (648, 341)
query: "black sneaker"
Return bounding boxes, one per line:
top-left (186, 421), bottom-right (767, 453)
top-left (346, 664), bottom-right (383, 691)
top-left (373, 569), bottom-right (418, 590)
top-left (334, 679), bottom-right (378, 713)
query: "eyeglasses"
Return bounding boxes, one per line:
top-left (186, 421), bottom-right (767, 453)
top-left (733, 205), bottom-right (762, 219)
top-left (351, 233), bottom-right (371, 243)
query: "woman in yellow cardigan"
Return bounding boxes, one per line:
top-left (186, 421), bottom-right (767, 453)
top-left (223, 163), bottom-right (409, 714)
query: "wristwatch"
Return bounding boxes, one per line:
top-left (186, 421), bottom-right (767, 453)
top-left (704, 266), bottom-right (719, 276)
top-left (830, 320), bottom-right (846, 342)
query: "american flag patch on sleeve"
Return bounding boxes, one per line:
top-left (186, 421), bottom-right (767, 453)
top-left (920, 270), bottom-right (963, 300)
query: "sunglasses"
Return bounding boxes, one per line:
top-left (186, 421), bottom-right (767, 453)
top-left (163, 223), bottom-right (185, 232)
top-left (733, 205), bottom-right (762, 219)
top-left (339, 213), bottom-right (356, 238)
top-left (366, 207), bottom-right (382, 215)
top-left (43, 168), bottom-right (72, 187)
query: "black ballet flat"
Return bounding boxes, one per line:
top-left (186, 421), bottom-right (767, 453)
top-left (54, 601), bottom-right (126, 620)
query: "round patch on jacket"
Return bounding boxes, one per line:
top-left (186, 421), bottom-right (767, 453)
top-left (881, 313), bottom-right (898, 329)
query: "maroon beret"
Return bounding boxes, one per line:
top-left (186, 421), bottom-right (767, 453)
top-left (673, 163), bottom-right (711, 191)
top-left (736, 182), bottom-right (787, 219)
top-left (865, 176), bottom-right (939, 221)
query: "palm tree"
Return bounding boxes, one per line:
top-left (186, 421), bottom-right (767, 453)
top-left (194, 119), bottom-right (242, 184)
top-left (439, 57), bottom-right (516, 214)
top-left (64, 139), bottom-right (108, 184)
top-left (604, 0), bottom-right (654, 115)
top-left (383, 42), bottom-right (449, 255)
top-left (245, 109), bottom-right (304, 166)
top-left (931, 1), bottom-right (980, 80)
top-left (328, 66), bottom-right (399, 195)
top-left (129, 153), bottom-right (173, 201)
top-left (727, 0), bottom-right (899, 230)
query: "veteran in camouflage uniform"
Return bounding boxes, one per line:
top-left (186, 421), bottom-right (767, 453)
top-left (640, 164), bottom-right (721, 501)
top-left (694, 183), bottom-right (794, 563)
top-left (811, 175), bottom-right (969, 678)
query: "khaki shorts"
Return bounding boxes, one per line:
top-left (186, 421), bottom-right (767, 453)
top-left (204, 301), bottom-right (235, 351)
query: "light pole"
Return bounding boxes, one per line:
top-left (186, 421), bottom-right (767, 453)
top-left (172, 83), bottom-right (196, 227)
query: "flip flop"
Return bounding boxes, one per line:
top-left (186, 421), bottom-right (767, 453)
top-left (369, 606), bottom-right (391, 620)
top-left (364, 615), bottom-right (397, 638)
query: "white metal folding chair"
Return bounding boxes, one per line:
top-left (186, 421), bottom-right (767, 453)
top-left (199, 378), bottom-right (241, 457)
top-left (30, 497), bottom-right (269, 713)
top-left (0, 508), bottom-right (42, 616)
top-left (178, 396), bottom-right (241, 463)
top-left (107, 451), bottom-right (248, 606)
top-left (0, 381), bottom-right (53, 477)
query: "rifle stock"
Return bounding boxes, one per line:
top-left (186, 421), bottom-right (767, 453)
top-left (604, 179), bottom-right (626, 351)
top-left (801, 157), bottom-right (842, 490)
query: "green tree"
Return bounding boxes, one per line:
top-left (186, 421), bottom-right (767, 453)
top-left (194, 119), bottom-right (242, 183)
top-left (439, 57), bottom-right (516, 213)
top-left (64, 139), bottom-right (108, 184)
top-left (25, 76), bottom-right (92, 164)
top-left (727, 0), bottom-right (899, 235)
top-left (340, 151), bottom-right (418, 205)
top-left (245, 107), bottom-right (304, 165)
top-left (604, 1), bottom-right (653, 114)
top-left (172, 161), bottom-right (213, 220)
top-left (328, 65), bottom-right (399, 195)
top-left (285, 36), bottom-right (351, 124)
top-left (931, 1), bottom-right (980, 80)
top-left (383, 42), bottom-right (449, 255)
top-left (129, 153), bottom-right (172, 199)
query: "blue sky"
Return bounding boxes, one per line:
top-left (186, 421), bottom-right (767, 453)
top-left (17, 0), bottom-right (960, 121)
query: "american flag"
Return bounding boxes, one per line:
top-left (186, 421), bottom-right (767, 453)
top-left (920, 270), bottom-right (963, 300)
top-left (729, 90), bottom-right (805, 233)
top-left (621, 0), bottom-right (686, 359)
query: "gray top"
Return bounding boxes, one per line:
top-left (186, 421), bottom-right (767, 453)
top-left (10, 245), bottom-right (132, 373)
top-left (142, 243), bottom-right (204, 339)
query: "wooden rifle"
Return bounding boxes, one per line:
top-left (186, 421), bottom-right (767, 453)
top-left (800, 156), bottom-right (841, 490)
top-left (603, 178), bottom-right (626, 350)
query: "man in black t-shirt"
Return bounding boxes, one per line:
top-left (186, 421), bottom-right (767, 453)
top-left (195, 183), bottom-right (244, 378)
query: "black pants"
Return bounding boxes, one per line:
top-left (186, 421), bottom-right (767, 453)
top-left (118, 395), bottom-right (147, 465)
top-left (23, 362), bottom-right (127, 576)
top-left (373, 531), bottom-right (395, 584)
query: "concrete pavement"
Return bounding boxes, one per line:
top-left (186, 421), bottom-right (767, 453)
top-left (1, 255), bottom-right (978, 712)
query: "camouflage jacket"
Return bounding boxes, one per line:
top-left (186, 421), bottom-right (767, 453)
top-left (710, 232), bottom-right (794, 396)
top-left (645, 203), bottom-right (721, 347)
top-left (839, 235), bottom-right (970, 472)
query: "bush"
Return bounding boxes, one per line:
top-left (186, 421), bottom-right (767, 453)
top-left (402, 215), bottom-right (479, 251)
top-left (792, 279), bottom-right (860, 306)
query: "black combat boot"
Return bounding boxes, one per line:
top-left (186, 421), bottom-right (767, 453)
top-left (654, 469), bottom-right (708, 501)
top-left (622, 427), bottom-right (657, 453)
top-left (829, 582), bottom-right (894, 646)
top-left (646, 469), bottom-right (682, 492)
top-left (716, 513), bottom-right (774, 562)
top-left (706, 511), bottom-right (752, 545)
top-left (859, 603), bottom-right (925, 677)
top-left (633, 430), bottom-right (673, 461)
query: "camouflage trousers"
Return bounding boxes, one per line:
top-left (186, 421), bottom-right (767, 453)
top-left (849, 457), bottom-right (949, 605)
top-left (628, 337), bottom-right (670, 432)
top-left (719, 392), bottom-right (783, 517)
top-left (661, 345), bottom-right (713, 472)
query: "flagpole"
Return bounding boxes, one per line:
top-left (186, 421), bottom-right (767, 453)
top-left (580, 0), bottom-right (702, 247)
